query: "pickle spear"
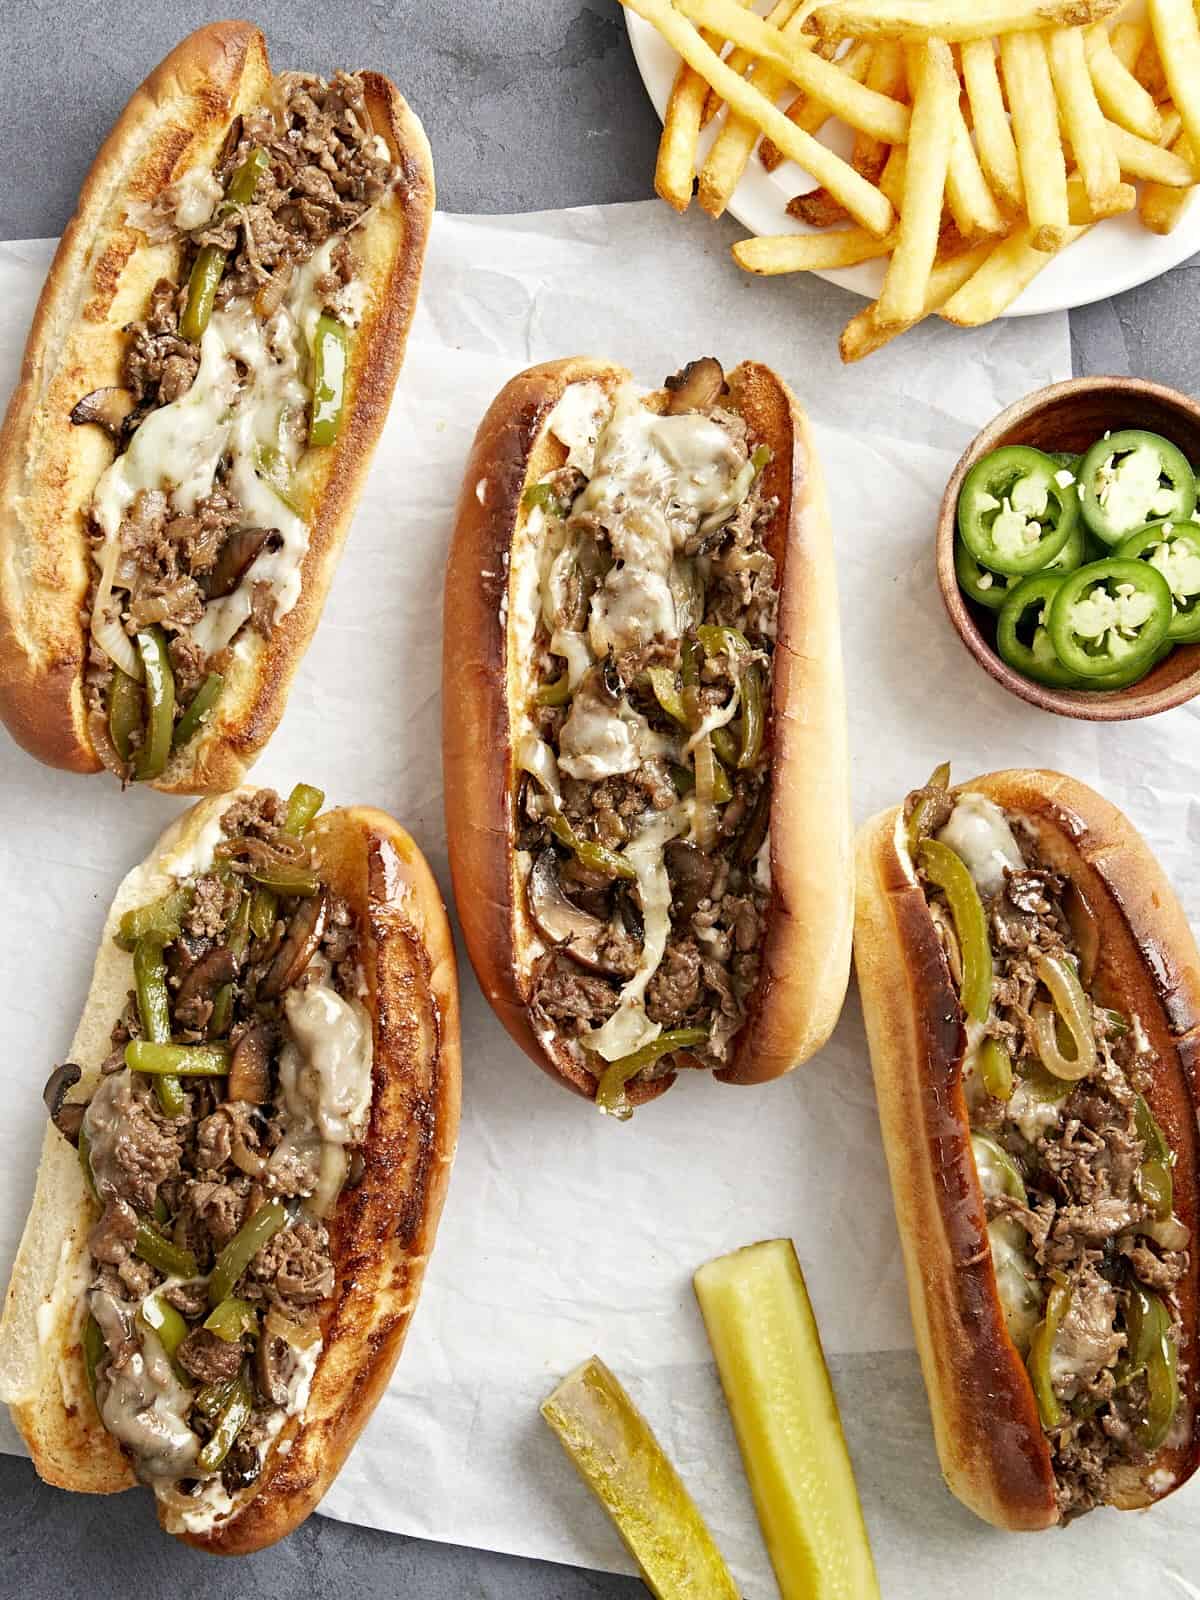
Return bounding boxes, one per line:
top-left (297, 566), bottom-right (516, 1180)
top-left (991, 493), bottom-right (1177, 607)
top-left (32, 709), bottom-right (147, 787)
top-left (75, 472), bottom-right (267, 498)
top-left (541, 1356), bottom-right (739, 1600)
top-left (694, 1240), bottom-right (880, 1600)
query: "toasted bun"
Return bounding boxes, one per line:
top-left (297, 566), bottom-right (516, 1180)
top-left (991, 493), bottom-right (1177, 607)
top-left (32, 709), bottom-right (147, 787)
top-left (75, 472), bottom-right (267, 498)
top-left (853, 768), bottom-right (1200, 1530)
top-left (0, 23), bottom-right (434, 791)
top-left (0, 791), bottom-right (460, 1553)
top-left (442, 356), bottom-right (852, 1105)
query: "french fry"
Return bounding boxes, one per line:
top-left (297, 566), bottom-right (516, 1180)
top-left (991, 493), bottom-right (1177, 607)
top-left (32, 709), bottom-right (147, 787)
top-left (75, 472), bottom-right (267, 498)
top-left (1084, 26), bottom-right (1163, 140)
top-left (804, 0), bottom-right (1124, 45)
top-left (852, 38), bottom-right (905, 183)
top-left (656, 46), bottom-right (722, 211)
top-left (733, 227), bottom-right (896, 272)
top-left (939, 220), bottom-right (1091, 327)
top-left (961, 38), bottom-right (1024, 211)
top-left (672, 0), bottom-right (911, 144)
top-left (700, 0), bottom-right (800, 128)
top-left (1140, 133), bottom-right (1197, 233)
top-left (1147, 0), bottom-right (1200, 173)
top-left (1108, 111), bottom-right (1193, 184)
top-left (878, 143), bottom-right (908, 208)
top-left (1134, 35), bottom-right (1170, 104)
top-left (621, 0), bottom-right (896, 235)
top-left (877, 40), bottom-right (959, 326)
top-left (1109, 20), bottom-right (1148, 73)
top-left (839, 241), bottom-right (993, 363)
top-left (946, 98), bottom-right (1008, 237)
top-left (1000, 30), bottom-right (1069, 250)
top-left (785, 187), bottom-right (851, 226)
top-left (760, 39), bottom-right (874, 173)
top-left (1047, 27), bottom-right (1123, 218)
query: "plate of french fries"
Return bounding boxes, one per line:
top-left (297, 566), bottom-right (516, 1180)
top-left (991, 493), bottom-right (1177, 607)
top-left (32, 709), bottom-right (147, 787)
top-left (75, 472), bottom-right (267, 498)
top-left (621, 0), bottom-right (1200, 361)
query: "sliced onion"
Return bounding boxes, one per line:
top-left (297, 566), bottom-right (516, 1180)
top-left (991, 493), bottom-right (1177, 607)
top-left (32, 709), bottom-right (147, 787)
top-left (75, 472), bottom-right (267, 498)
top-left (518, 732), bottom-right (562, 806)
top-left (90, 536), bottom-right (143, 681)
top-left (1142, 1214), bottom-right (1190, 1252)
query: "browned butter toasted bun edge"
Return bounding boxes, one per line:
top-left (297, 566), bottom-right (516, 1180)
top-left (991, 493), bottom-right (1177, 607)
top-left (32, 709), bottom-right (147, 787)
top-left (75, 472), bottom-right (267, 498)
top-left (0, 792), bottom-right (461, 1553)
top-left (853, 768), bottom-right (1200, 1530)
top-left (0, 22), bottom-right (435, 793)
top-left (442, 356), bottom-right (852, 1107)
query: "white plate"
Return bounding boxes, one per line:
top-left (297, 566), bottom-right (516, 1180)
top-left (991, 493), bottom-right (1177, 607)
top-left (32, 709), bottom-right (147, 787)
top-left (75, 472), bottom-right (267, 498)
top-left (624, 9), bottom-right (1200, 316)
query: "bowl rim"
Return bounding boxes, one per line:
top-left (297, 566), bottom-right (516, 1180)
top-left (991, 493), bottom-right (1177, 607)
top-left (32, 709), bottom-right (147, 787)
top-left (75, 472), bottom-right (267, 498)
top-left (935, 375), bottom-right (1200, 723)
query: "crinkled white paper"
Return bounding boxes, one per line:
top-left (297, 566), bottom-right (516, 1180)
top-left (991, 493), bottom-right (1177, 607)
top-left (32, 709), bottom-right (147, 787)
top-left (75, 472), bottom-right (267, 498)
top-left (1, 204), bottom-right (1198, 1596)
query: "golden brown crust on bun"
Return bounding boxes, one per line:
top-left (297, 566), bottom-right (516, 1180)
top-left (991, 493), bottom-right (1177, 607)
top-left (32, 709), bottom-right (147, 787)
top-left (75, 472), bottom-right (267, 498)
top-left (442, 356), bottom-right (852, 1107)
top-left (853, 768), bottom-right (1200, 1530)
top-left (0, 24), bottom-right (434, 791)
top-left (0, 793), bottom-right (460, 1551)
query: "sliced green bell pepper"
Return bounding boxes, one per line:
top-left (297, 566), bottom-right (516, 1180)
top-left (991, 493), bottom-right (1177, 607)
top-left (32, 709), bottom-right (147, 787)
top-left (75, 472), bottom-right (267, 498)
top-left (134, 1219), bottom-right (198, 1281)
top-left (208, 1198), bottom-right (288, 1308)
top-left (1125, 1285), bottom-right (1179, 1452)
top-left (309, 314), bottom-right (348, 447)
top-left (180, 245), bottom-right (226, 344)
top-left (283, 782), bottom-right (325, 835)
top-left (171, 672), bottom-right (224, 752)
top-left (196, 1371), bottom-right (253, 1472)
top-left (125, 1041), bottom-right (230, 1076)
top-left (1027, 1280), bottom-right (1072, 1429)
top-left (917, 838), bottom-right (993, 1024)
top-left (132, 627), bottom-right (176, 782)
top-left (108, 667), bottom-right (144, 765)
top-left (595, 1028), bottom-right (710, 1118)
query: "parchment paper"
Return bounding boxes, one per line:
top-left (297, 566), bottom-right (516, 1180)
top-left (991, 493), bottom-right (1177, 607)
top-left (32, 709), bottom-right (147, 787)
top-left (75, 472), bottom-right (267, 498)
top-left (2, 202), bottom-right (1198, 1596)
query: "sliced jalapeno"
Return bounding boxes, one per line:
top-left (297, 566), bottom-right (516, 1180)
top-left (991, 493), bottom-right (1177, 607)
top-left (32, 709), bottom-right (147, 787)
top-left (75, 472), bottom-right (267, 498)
top-left (954, 538), bottom-right (1019, 611)
top-left (1047, 557), bottom-right (1173, 679)
top-left (958, 445), bottom-right (1078, 576)
top-left (1117, 519), bottom-right (1200, 642)
top-left (996, 575), bottom-right (1085, 689)
top-left (1078, 429), bottom-right (1196, 547)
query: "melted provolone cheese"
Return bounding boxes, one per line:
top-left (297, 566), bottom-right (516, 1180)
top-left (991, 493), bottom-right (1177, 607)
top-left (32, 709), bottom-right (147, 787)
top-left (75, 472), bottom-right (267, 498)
top-left (557, 683), bottom-right (673, 781)
top-left (936, 793), bottom-right (1026, 899)
top-left (99, 1327), bottom-right (199, 1483)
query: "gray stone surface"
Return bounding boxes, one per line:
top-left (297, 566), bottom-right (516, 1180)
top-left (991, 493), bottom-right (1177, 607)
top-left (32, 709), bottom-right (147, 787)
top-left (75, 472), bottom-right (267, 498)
top-left (2, 1), bottom-right (1199, 1595)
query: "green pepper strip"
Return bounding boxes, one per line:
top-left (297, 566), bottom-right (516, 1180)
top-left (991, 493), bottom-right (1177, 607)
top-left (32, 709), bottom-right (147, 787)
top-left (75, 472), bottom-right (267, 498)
top-left (1126, 1286), bottom-right (1180, 1452)
top-left (595, 1028), bottom-right (710, 1118)
top-left (249, 885), bottom-right (278, 940)
top-left (83, 1313), bottom-right (105, 1401)
top-left (196, 1371), bottom-right (253, 1473)
top-left (223, 145), bottom-right (269, 210)
top-left (171, 672), bottom-right (224, 752)
top-left (125, 1041), bottom-right (230, 1076)
top-left (644, 666), bottom-right (688, 727)
top-left (734, 782), bottom-right (771, 867)
top-left (905, 760), bottom-right (952, 859)
top-left (132, 935), bottom-right (184, 1114)
top-left (139, 1292), bottom-right (189, 1360)
top-left (132, 628), bottom-right (176, 782)
top-left (204, 1297), bottom-right (259, 1343)
top-left (134, 1219), bottom-right (198, 1281)
top-left (536, 672), bottom-right (572, 708)
top-left (751, 443), bottom-right (772, 474)
top-left (309, 314), bottom-right (348, 447)
top-left (710, 726), bottom-right (740, 770)
top-left (1027, 1280), bottom-right (1072, 1429)
top-left (193, 1376), bottom-right (237, 1419)
top-left (696, 624), bottom-right (751, 660)
top-left (978, 1038), bottom-right (1014, 1101)
top-left (208, 1199), bottom-right (288, 1308)
top-left (549, 813), bottom-right (637, 881)
top-left (180, 245), bottom-right (226, 344)
top-left (738, 662), bottom-right (764, 770)
top-left (210, 892), bottom-right (249, 1039)
top-left (254, 443), bottom-right (306, 515)
top-left (108, 668), bottom-right (144, 765)
top-left (970, 1131), bottom-right (1027, 1201)
top-left (522, 481), bottom-right (565, 515)
top-left (1135, 1095), bottom-right (1174, 1222)
top-left (670, 764), bottom-right (694, 796)
top-left (917, 838), bottom-right (992, 1024)
top-left (283, 782), bottom-right (326, 835)
top-left (246, 863), bottom-right (321, 896)
top-left (117, 884), bottom-right (194, 952)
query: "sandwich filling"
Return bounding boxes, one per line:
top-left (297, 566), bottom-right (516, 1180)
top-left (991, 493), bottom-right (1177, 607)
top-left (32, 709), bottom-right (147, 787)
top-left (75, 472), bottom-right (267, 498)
top-left (72, 71), bottom-right (401, 782)
top-left (905, 774), bottom-right (1192, 1520)
top-left (511, 359), bottom-right (779, 1115)
top-left (43, 785), bottom-right (370, 1531)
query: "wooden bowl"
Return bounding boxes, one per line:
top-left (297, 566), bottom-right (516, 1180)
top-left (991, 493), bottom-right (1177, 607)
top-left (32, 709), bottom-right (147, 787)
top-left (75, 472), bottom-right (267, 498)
top-left (936, 376), bottom-right (1200, 721)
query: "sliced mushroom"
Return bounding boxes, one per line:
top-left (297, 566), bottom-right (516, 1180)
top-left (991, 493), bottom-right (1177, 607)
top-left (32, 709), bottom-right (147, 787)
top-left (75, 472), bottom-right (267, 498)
top-left (202, 526), bottom-right (279, 600)
top-left (43, 1062), bottom-right (85, 1146)
top-left (528, 849), bottom-right (617, 972)
top-left (254, 1327), bottom-right (295, 1407)
top-left (259, 891), bottom-right (328, 999)
top-left (69, 386), bottom-right (138, 439)
top-left (174, 946), bottom-right (238, 1019)
top-left (227, 1023), bottom-right (274, 1104)
top-left (664, 357), bottom-right (725, 414)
